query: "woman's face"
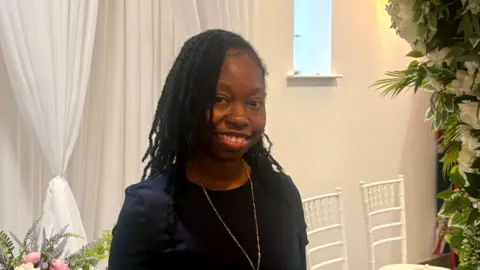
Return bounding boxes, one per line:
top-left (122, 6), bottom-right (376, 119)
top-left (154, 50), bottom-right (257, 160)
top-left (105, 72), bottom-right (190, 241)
top-left (203, 49), bottom-right (266, 161)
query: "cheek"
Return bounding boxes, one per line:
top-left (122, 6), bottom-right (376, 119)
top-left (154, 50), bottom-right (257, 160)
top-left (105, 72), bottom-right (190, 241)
top-left (206, 108), bottom-right (223, 130)
top-left (252, 114), bottom-right (266, 132)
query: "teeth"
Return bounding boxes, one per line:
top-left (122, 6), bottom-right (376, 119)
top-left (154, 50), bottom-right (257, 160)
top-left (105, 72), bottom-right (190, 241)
top-left (219, 134), bottom-right (246, 143)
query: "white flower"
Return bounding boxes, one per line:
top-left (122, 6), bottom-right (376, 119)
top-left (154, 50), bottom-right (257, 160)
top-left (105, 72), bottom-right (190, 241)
top-left (465, 61), bottom-right (479, 76)
top-left (15, 263), bottom-right (39, 270)
top-left (386, 1), bottom-right (420, 46)
top-left (425, 75), bottom-right (442, 91)
top-left (463, 0), bottom-right (480, 15)
top-left (450, 70), bottom-right (475, 95)
top-left (398, 23), bottom-right (418, 46)
top-left (469, 196), bottom-right (480, 209)
top-left (413, 41), bottom-right (427, 55)
top-left (427, 47), bottom-right (451, 67)
top-left (459, 147), bottom-right (476, 168)
top-left (459, 102), bottom-right (480, 129)
top-left (460, 126), bottom-right (480, 151)
top-left (458, 147), bottom-right (476, 183)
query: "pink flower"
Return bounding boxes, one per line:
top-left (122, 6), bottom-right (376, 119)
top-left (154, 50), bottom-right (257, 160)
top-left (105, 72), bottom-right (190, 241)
top-left (49, 260), bottom-right (69, 270)
top-left (22, 252), bottom-right (41, 264)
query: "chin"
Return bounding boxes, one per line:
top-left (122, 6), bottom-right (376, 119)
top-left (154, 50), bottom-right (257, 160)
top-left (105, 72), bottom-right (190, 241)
top-left (212, 150), bottom-right (245, 162)
top-left (207, 144), bottom-right (249, 162)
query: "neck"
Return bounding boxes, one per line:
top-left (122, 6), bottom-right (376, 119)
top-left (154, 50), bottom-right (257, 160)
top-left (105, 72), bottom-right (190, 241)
top-left (186, 154), bottom-right (250, 191)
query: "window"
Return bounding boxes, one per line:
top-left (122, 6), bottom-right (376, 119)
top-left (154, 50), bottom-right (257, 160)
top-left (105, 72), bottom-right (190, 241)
top-left (293, 0), bottom-right (332, 76)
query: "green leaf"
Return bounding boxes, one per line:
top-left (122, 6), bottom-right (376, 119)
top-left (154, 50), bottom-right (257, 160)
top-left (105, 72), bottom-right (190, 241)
top-left (406, 51), bottom-right (425, 58)
top-left (417, 23), bottom-right (428, 38)
top-left (439, 123), bottom-right (461, 177)
top-left (425, 65), bottom-right (442, 75)
top-left (460, 54), bottom-right (478, 62)
top-left (413, 2), bottom-right (424, 23)
top-left (472, 14), bottom-right (480, 34)
top-left (441, 195), bottom-right (471, 217)
top-left (450, 166), bottom-right (465, 188)
top-left (466, 208), bottom-right (480, 225)
top-left (451, 209), bottom-right (469, 227)
top-left (441, 198), bottom-right (458, 216)
top-left (469, 37), bottom-right (480, 48)
top-left (460, 15), bottom-right (474, 39)
top-left (408, 60), bottom-right (420, 68)
top-left (437, 188), bottom-right (454, 199)
top-left (0, 231), bottom-right (15, 266)
top-left (444, 95), bottom-right (455, 112)
top-left (414, 74), bottom-right (425, 91)
top-left (425, 106), bottom-right (435, 120)
top-left (428, 11), bottom-right (438, 30)
top-left (446, 46), bottom-right (466, 59)
top-left (448, 232), bottom-right (464, 250)
top-left (372, 69), bottom-right (422, 98)
top-left (444, 233), bottom-right (451, 243)
top-left (465, 172), bottom-right (480, 198)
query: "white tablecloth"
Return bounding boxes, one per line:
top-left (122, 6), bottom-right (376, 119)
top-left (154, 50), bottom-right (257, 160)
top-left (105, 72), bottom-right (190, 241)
top-left (380, 264), bottom-right (450, 270)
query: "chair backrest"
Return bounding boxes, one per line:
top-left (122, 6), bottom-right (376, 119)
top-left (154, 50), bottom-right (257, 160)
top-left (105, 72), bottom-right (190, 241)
top-left (359, 175), bottom-right (406, 270)
top-left (302, 188), bottom-right (348, 270)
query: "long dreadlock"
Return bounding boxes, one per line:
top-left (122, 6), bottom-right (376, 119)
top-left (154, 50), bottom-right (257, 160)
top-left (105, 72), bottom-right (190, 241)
top-left (141, 29), bottom-right (284, 248)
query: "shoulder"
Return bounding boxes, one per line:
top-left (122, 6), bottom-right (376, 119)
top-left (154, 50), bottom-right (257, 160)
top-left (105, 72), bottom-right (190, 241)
top-left (263, 171), bottom-right (302, 208)
top-left (114, 173), bottom-right (173, 243)
top-left (123, 173), bottom-right (172, 216)
top-left (273, 172), bottom-right (302, 199)
top-left (110, 174), bottom-right (174, 266)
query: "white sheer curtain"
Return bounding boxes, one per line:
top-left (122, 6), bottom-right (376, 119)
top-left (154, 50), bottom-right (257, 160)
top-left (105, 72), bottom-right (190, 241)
top-left (0, 0), bottom-right (98, 252)
top-left (0, 0), bottom-right (257, 242)
top-left (67, 0), bottom-right (167, 239)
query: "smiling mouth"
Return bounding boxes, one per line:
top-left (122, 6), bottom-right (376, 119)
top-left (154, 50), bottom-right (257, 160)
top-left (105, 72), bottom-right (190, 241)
top-left (218, 134), bottom-right (249, 142)
top-left (216, 133), bottom-right (252, 151)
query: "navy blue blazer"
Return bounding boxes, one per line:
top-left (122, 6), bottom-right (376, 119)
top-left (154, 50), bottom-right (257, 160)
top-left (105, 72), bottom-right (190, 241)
top-left (108, 171), bottom-right (307, 270)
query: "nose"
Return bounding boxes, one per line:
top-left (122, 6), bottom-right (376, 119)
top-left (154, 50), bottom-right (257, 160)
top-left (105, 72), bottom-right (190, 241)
top-left (226, 104), bottom-right (248, 130)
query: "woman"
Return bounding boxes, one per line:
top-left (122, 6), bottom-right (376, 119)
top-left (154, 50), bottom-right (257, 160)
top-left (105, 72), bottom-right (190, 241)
top-left (108, 29), bottom-right (308, 270)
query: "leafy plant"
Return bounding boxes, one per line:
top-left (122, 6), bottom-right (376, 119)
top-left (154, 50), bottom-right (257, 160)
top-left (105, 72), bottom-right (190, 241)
top-left (0, 216), bottom-right (111, 270)
top-left (375, 0), bottom-right (480, 268)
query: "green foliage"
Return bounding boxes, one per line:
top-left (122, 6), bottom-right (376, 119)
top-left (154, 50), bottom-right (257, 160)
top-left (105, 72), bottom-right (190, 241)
top-left (378, 0), bottom-right (480, 267)
top-left (0, 217), bottom-right (112, 270)
top-left (66, 230), bottom-right (112, 270)
top-left (406, 50), bottom-right (425, 58)
top-left (0, 231), bottom-right (15, 267)
top-left (371, 62), bottom-right (427, 98)
top-left (23, 214), bottom-right (42, 254)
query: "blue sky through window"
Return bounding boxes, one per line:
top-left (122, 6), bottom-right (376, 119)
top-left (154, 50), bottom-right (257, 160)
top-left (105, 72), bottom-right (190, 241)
top-left (293, 0), bottom-right (332, 75)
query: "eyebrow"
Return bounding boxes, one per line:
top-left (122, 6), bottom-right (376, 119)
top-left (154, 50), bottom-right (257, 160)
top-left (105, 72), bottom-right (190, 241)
top-left (217, 82), bottom-right (266, 97)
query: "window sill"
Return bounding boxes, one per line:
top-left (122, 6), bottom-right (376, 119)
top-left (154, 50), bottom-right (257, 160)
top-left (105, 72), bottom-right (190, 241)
top-left (286, 73), bottom-right (342, 87)
top-left (286, 73), bottom-right (343, 79)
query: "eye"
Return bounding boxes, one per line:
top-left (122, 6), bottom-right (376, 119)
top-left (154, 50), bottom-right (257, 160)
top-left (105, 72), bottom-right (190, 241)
top-left (215, 95), bottom-right (229, 104)
top-left (248, 99), bottom-right (263, 109)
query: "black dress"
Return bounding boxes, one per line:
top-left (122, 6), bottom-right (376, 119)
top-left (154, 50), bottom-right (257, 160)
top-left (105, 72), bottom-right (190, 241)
top-left (108, 167), bottom-right (308, 270)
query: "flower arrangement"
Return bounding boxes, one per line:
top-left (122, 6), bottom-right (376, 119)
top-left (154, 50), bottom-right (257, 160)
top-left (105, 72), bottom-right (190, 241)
top-left (374, 0), bottom-right (480, 268)
top-left (0, 216), bottom-right (111, 270)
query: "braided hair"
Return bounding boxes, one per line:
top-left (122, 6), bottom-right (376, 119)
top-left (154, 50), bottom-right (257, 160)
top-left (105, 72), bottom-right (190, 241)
top-left (141, 29), bottom-right (284, 248)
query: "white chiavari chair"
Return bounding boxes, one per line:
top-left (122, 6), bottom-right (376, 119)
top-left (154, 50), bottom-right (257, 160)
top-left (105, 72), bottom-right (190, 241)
top-left (302, 188), bottom-right (349, 270)
top-left (359, 176), bottom-right (449, 270)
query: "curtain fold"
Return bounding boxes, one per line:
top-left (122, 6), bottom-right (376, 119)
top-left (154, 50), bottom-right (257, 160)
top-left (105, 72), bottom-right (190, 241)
top-left (0, 0), bottom-right (99, 252)
top-left (68, 0), bottom-right (167, 238)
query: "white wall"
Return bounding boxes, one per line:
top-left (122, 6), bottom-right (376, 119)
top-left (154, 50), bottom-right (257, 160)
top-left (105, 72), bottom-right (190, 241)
top-left (254, 0), bottom-right (438, 268)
